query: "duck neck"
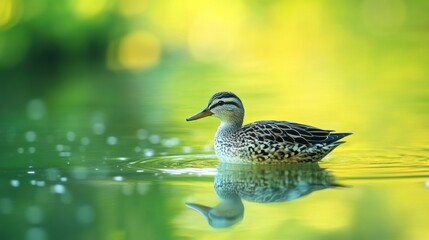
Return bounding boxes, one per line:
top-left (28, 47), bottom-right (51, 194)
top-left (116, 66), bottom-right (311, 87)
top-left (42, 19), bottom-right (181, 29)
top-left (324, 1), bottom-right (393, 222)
top-left (216, 120), bottom-right (242, 138)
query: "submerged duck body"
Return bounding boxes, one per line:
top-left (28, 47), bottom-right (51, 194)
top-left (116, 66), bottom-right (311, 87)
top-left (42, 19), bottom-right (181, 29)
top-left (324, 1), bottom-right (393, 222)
top-left (186, 92), bottom-right (351, 164)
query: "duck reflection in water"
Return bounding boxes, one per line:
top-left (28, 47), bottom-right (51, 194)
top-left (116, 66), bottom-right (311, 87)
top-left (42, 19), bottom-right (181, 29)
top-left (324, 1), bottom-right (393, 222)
top-left (186, 161), bottom-right (343, 228)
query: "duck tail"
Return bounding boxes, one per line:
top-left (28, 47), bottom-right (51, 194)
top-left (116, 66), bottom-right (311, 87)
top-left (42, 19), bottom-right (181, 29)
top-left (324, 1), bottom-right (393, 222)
top-left (325, 133), bottom-right (352, 144)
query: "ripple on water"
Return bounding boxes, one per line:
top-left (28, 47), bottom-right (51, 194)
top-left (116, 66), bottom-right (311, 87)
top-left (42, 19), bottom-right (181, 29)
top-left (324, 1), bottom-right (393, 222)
top-left (322, 147), bottom-right (429, 182)
top-left (128, 154), bottom-right (219, 176)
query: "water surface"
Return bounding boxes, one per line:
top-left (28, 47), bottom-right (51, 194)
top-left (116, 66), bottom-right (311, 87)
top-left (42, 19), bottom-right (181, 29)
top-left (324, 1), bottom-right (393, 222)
top-left (1, 110), bottom-right (428, 240)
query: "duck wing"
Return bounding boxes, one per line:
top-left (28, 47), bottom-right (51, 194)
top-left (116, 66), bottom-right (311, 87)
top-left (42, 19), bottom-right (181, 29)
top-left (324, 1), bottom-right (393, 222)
top-left (241, 121), bottom-right (350, 145)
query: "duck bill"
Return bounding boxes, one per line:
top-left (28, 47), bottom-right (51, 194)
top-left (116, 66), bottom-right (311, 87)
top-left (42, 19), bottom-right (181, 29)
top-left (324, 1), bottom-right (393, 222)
top-left (185, 202), bottom-right (211, 219)
top-left (186, 108), bottom-right (213, 121)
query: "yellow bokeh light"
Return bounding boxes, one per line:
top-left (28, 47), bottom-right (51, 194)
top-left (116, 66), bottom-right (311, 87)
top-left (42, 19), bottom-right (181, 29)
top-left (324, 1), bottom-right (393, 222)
top-left (118, 0), bottom-right (148, 17)
top-left (117, 31), bottom-right (161, 70)
top-left (72, 0), bottom-right (106, 18)
top-left (0, 0), bottom-right (22, 30)
top-left (188, 2), bottom-right (245, 62)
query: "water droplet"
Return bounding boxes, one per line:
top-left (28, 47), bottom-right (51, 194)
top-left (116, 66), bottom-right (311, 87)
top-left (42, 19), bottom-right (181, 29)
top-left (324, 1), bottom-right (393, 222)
top-left (134, 146), bottom-right (142, 153)
top-left (76, 205), bottom-right (94, 225)
top-left (149, 134), bottom-right (160, 144)
top-left (56, 144), bottom-right (64, 152)
top-left (425, 180), bottom-right (429, 188)
top-left (45, 168), bottom-right (60, 181)
top-left (59, 152), bottom-right (71, 157)
top-left (28, 147), bottom-right (36, 154)
top-left (36, 181), bottom-right (45, 187)
top-left (117, 157), bottom-right (128, 161)
top-left (113, 176), bottom-right (123, 181)
top-left (26, 206), bottom-right (44, 224)
top-left (27, 170), bottom-right (36, 175)
top-left (137, 129), bottom-right (147, 140)
top-left (66, 131), bottom-right (76, 142)
top-left (182, 146), bottom-right (192, 153)
top-left (162, 137), bottom-right (180, 147)
top-left (27, 99), bottom-right (46, 121)
top-left (143, 148), bottom-right (154, 157)
top-left (71, 167), bottom-right (89, 180)
top-left (136, 169), bottom-right (144, 173)
top-left (51, 184), bottom-right (66, 194)
top-left (25, 131), bottom-right (37, 142)
top-left (0, 198), bottom-right (13, 214)
top-left (10, 179), bottom-right (20, 187)
top-left (17, 147), bottom-right (24, 154)
top-left (60, 177), bottom-right (68, 182)
top-left (107, 136), bottom-right (117, 145)
top-left (203, 144), bottom-right (212, 152)
top-left (92, 123), bottom-right (105, 135)
top-left (26, 227), bottom-right (47, 240)
top-left (80, 137), bottom-right (90, 145)
top-left (31, 180), bottom-right (43, 186)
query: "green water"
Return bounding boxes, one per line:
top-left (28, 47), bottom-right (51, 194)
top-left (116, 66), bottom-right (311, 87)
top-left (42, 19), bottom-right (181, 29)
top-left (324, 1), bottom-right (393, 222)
top-left (1, 1), bottom-right (429, 240)
top-left (1, 91), bottom-right (428, 240)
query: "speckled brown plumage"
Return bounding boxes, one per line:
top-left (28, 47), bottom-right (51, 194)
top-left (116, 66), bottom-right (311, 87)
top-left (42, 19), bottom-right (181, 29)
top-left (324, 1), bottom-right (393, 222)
top-left (187, 92), bottom-right (351, 163)
top-left (215, 120), bottom-right (350, 163)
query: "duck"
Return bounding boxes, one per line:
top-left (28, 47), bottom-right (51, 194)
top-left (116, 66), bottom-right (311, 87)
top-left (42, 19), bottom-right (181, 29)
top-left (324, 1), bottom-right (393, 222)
top-left (186, 92), bottom-right (351, 163)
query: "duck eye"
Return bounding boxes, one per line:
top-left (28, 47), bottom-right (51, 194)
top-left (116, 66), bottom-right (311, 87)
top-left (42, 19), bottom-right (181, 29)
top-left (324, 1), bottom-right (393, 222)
top-left (218, 100), bottom-right (225, 105)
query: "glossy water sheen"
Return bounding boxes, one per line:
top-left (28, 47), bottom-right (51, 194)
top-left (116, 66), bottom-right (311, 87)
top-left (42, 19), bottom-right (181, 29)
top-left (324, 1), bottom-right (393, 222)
top-left (1, 106), bottom-right (428, 240)
top-left (1, 1), bottom-right (429, 240)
